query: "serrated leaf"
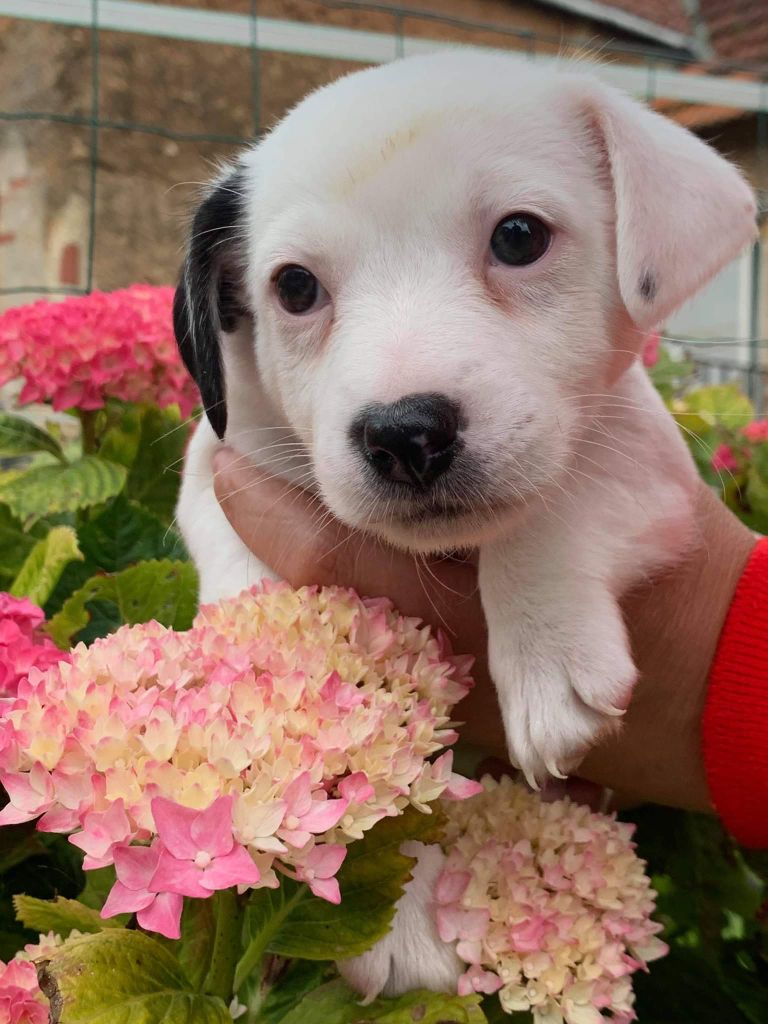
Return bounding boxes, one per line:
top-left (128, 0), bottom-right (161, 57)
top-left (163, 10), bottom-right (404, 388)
top-left (10, 526), bottom-right (83, 607)
top-left (77, 495), bottom-right (188, 573)
top-left (0, 504), bottom-right (38, 590)
top-left (0, 456), bottom-right (127, 526)
top-left (47, 559), bottom-right (198, 647)
top-left (0, 412), bottom-right (66, 462)
top-left (124, 406), bottom-right (191, 523)
top-left (236, 807), bottom-right (445, 989)
top-left (279, 980), bottom-right (487, 1024)
top-left (36, 930), bottom-right (231, 1023)
top-left (14, 894), bottom-right (121, 936)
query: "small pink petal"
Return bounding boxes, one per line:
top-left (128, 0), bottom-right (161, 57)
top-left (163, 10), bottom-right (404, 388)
top-left (137, 892), bottom-right (184, 939)
top-left (338, 772), bottom-right (374, 804)
top-left (114, 844), bottom-right (161, 890)
top-left (151, 797), bottom-right (200, 859)
top-left (435, 870), bottom-right (471, 904)
top-left (191, 795), bottom-right (235, 859)
top-left (101, 879), bottom-right (154, 918)
top-left (200, 846), bottom-right (261, 891)
top-left (150, 845), bottom-right (211, 898)
top-left (300, 797), bottom-right (348, 834)
top-left (444, 775), bottom-right (484, 801)
top-left (282, 772), bottom-right (313, 817)
top-left (308, 875), bottom-right (341, 903)
top-left (305, 844), bottom-right (347, 879)
top-left (39, 806), bottom-right (82, 833)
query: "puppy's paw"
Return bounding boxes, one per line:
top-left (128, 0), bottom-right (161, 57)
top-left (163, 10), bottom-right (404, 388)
top-left (337, 841), bottom-right (462, 1001)
top-left (490, 596), bottom-right (637, 785)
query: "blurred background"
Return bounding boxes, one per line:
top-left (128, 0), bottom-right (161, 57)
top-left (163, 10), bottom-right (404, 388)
top-left (0, 0), bottom-right (767, 406)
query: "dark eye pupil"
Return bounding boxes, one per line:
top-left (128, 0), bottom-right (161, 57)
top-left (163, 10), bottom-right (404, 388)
top-left (490, 214), bottom-right (550, 266)
top-left (276, 265), bottom-right (318, 313)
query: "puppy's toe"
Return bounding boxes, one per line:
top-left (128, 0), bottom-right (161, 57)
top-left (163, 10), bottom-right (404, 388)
top-left (337, 841), bottom-right (462, 1001)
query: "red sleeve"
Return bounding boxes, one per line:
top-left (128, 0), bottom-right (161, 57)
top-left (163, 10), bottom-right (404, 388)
top-left (703, 536), bottom-right (768, 848)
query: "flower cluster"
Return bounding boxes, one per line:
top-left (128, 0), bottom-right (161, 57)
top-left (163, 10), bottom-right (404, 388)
top-left (0, 583), bottom-right (475, 939)
top-left (709, 419), bottom-right (768, 474)
top-left (0, 285), bottom-right (198, 415)
top-left (0, 594), bottom-right (66, 699)
top-left (0, 959), bottom-right (46, 1024)
top-left (435, 777), bottom-right (667, 1024)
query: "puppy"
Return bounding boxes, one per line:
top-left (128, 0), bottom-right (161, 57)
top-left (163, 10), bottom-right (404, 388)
top-left (174, 53), bottom-right (756, 995)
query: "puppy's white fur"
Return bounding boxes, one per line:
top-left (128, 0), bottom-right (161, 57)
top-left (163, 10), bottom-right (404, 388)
top-left (176, 53), bottom-right (756, 997)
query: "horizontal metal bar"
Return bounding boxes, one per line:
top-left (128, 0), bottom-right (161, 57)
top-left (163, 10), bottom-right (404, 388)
top-left (4, 0), bottom-right (767, 111)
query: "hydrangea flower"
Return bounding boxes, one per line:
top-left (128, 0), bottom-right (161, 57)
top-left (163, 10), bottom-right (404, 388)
top-left (0, 285), bottom-right (198, 415)
top-left (641, 331), bottom-right (661, 369)
top-left (0, 594), bottom-right (66, 700)
top-left (711, 443), bottom-right (738, 474)
top-left (0, 583), bottom-right (474, 938)
top-left (0, 959), bottom-right (46, 1023)
top-left (742, 419), bottom-right (768, 443)
top-left (435, 777), bottom-right (667, 1024)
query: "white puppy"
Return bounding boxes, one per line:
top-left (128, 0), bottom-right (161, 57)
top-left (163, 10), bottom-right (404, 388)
top-left (174, 52), bottom-right (756, 995)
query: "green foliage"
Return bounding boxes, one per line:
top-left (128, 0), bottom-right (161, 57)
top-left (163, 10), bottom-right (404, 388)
top-left (47, 558), bottom-right (198, 646)
top-left (14, 894), bottom-right (122, 935)
top-left (36, 930), bottom-right (231, 1023)
top-left (237, 808), bottom-right (444, 989)
top-left (0, 413), bottom-right (66, 462)
top-left (10, 525), bottom-right (83, 607)
top-left (277, 980), bottom-right (487, 1024)
top-left (0, 455), bottom-right (128, 526)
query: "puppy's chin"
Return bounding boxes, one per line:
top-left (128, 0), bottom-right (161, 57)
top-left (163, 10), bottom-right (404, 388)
top-left (349, 498), bottom-right (531, 553)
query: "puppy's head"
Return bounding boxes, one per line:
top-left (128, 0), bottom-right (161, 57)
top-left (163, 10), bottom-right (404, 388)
top-left (174, 53), bottom-right (756, 551)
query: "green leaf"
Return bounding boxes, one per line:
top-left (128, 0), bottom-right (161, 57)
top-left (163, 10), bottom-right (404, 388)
top-left (10, 525), bottom-right (83, 607)
top-left (35, 930), bottom-right (231, 1023)
top-left (47, 559), bottom-right (198, 647)
top-left (0, 504), bottom-right (40, 590)
top-left (279, 980), bottom-right (487, 1024)
top-left (0, 456), bottom-right (127, 526)
top-left (0, 412), bottom-right (66, 462)
top-left (124, 406), bottom-right (191, 523)
top-left (634, 947), bottom-right (753, 1023)
top-left (14, 894), bottom-right (122, 936)
top-left (77, 495), bottom-right (188, 573)
top-left (255, 960), bottom-right (334, 1024)
top-left (177, 899), bottom-right (217, 993)
top-left (673, 385), bottom-right (754, 431)
top-left (77, 866), bottom-right (129, 928)
top-left (237, 807), bottom-right (444, 989)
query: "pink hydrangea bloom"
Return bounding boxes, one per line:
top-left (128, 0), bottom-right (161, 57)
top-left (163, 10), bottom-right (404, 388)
top-left (742, 419), bottom-right (768, 443)
top-left (711, 443), bottom-right (738, 474)
top-left (641, 331), bottom-right (661, 369)
top-left (0, 583), bottom-right (474, 936)
top-left (0, 594), bottom-right (66, 699)
top-left (435, 777), bottom-right (667, 1024)
top-left (0, 286), bottom-right (198, 415)
top-left (0, 959), bottom-right (46, 1023)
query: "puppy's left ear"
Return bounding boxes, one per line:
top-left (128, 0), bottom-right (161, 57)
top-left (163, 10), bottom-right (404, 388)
top-left (173, 167), bottom-right (248, 440)
top-left (578, 80), bottom-right (757, 331)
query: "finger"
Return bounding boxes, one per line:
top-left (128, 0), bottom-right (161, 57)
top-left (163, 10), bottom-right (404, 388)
top-left (212, 446), bottom-right (478, 624)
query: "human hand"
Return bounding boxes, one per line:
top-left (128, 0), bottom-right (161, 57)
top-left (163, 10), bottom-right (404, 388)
top-left (212, 447), bottom-right (755, 812)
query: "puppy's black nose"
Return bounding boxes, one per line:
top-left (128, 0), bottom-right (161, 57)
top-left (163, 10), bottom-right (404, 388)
top-left (352, 393), bottom-right (461, 487)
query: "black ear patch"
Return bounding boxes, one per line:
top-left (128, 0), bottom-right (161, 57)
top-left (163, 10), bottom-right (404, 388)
top-left (173, 169), bottom-right (247, 439)
top-left (638, 270), bottom-right (657, 302)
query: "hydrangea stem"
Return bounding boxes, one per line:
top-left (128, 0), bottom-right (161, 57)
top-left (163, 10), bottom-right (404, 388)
top-left (78, 409), bottom-right (99, 455)
top-left (202, 889), bottom-right (245, 1005)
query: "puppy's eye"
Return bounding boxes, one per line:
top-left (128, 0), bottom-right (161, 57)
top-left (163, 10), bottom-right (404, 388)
top-left (490, 214), bottom-right (551, 266)
top-left (275, 264), bottom-right (321, 314)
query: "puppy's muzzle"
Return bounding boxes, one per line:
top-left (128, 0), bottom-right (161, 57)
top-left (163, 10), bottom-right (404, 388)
top-left (350, 393), bottom-right (462, 488)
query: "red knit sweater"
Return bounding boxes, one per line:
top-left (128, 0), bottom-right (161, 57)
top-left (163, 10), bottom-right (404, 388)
top-left (703, 536), bottom-right (768, 848)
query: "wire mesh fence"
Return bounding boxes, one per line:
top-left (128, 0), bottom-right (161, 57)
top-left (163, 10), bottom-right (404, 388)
top-left (1, 0), bottom-right (767, 407)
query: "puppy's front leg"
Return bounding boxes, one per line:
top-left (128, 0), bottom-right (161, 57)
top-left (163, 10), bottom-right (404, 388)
top-left (479, 526), bottom-right (636, 785)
